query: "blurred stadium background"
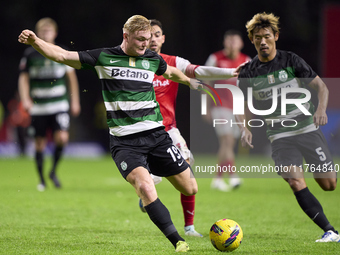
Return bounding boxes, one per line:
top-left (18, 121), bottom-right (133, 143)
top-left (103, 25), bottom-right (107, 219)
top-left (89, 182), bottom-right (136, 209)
top-left (1, 0), bottom-right (340, 158)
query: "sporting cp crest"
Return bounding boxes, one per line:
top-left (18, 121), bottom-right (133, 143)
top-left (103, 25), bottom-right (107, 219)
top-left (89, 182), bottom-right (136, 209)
top-left (278, 70), bottom-right (288, 82)
top-left (120, 161), bottom-right (128, 171)
top-left (141, 59), bottom-right (150, 70)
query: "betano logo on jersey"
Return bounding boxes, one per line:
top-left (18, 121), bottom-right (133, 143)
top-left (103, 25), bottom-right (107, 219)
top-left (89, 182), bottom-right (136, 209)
top-left (256, 84), bottom-right (293, 99)
top-left (111, 68), bottom-right (149, 79)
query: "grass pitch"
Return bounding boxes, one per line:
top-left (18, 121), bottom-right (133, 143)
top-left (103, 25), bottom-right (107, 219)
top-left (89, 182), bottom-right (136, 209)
top-left (0, 154), bottom-right (339, 254)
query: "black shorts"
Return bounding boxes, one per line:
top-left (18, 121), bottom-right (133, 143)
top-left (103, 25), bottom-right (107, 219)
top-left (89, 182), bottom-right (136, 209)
top-left (31, 112), bottom-right (70, 137)
top-left (110, 128), bottom-right (190, 179)
top-left (271, 129), bottom-right (334, 173)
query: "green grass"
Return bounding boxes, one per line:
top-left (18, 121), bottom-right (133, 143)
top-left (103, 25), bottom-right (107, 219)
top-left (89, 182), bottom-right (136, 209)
top-left (0, 154), bottom-right (339, 254)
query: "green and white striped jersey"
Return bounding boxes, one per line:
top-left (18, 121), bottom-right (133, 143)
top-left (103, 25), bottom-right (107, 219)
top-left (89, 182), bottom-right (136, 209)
top-left (238, 50), bottom-right (318, 142)
top-left (78, 46), bottom-right (167, 137)
top-left (19, 46), bottom-right (73, 115)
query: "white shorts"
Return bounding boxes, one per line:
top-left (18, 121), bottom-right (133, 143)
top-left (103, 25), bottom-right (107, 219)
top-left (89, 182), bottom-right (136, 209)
top-left (151, 127), bottom-right (194, 184)
top-left (211, 107), bottom-right (240, 138)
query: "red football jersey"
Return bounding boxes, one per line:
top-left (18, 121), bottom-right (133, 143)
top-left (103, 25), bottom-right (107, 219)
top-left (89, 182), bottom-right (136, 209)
top-left (205, 50), bottom-right (251, 109)
top-left (153, 53), bottom-right (190, 131)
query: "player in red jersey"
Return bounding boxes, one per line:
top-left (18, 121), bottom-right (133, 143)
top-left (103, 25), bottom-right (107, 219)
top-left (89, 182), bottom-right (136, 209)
top-left (205, 30), bottom-right (251, 192)
top-left (142, 19), bottom-right (201, 237)
top-left (138, 19), bottom-right (243, 237)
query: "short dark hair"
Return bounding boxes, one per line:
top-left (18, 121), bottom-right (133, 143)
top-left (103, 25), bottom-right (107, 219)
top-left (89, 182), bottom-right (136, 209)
top-left (224, 29), bottom-right (242, 39)
top-left (150, 19), bottom-right (163, 33)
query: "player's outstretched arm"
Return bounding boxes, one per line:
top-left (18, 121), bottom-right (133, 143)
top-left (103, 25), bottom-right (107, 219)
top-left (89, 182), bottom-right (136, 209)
top-left (18, 29), bottom-right (81, 69)
top-left (186, 65), bottom-right (236, 80)
top-left (164, 65), bottom-right (202, 90)
top-left (163, 65), bottom-right (190, 85)
top-left (308, 76), bottom-right (329, 127)
top-left (163, 65), bottom-right (202, 90)
top-left (188, 61), bottom-right (249, 80)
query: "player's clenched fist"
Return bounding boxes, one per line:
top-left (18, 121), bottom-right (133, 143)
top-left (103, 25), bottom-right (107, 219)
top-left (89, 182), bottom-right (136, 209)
top-left (18, 30), bottom-right (37, 45)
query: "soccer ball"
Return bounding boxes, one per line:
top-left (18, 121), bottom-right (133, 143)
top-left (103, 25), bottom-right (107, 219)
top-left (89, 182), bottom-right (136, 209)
top-left (209, 219), bottom-right (243, 252)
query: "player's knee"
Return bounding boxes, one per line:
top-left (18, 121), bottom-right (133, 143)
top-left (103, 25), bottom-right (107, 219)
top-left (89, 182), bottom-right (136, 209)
top-left (191, 186), bottom-right (198, 195)
top-left (286, 178), bottom-right (305, 192)
top-left (54, 131), bottom-right (69, 145)
top-left (138, 181), bottom-right (155, 196)
top-left (320, 179), bottom-right (337, 191)
top-left (183, 185), bottom-right (198, 196)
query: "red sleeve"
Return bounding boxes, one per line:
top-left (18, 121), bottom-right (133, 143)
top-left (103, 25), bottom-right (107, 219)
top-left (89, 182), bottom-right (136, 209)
top-left (185, 64), bottom-right (199, 78)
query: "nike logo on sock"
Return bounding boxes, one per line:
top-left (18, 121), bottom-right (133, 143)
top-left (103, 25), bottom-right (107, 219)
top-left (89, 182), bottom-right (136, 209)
top-left (312, 212), bottom-right (320, 221)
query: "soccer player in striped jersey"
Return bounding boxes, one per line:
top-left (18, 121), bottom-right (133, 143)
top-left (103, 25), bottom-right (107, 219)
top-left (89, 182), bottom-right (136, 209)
top-left (237, 12), bottom-right (339, 243)
top-left (18, 15), bottom-right (207, 252)
top-left (18, 18), bottom-right (81, 191)
top-left (205, 30), bottom-right (251, 192)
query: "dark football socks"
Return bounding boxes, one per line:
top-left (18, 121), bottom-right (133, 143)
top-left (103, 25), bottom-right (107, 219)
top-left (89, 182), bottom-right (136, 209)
top-left (144, 198), bottom-right (184, 247)
top-left (48, 146), bottom-right (63, 188)
top-left (294, 187), bottom-right (336, 232)
top-left (35, 151), bottom-right (44, 184)
top-left (51, 146), bottom-right (63, 174)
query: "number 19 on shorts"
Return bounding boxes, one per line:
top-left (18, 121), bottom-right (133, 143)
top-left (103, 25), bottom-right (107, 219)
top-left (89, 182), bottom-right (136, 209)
top-left (167, 146), bottom-right (183, 162)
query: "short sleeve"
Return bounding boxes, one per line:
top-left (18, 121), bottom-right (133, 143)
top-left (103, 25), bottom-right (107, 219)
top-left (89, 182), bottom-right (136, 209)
top-left (291, 53), bottom-right (317, 79)
top-left (155, 54), bottom-right (167, 76)
top-left (78, 49), bottom-right (103, 69)
top-left (288, 53), bottom-right (317, 86)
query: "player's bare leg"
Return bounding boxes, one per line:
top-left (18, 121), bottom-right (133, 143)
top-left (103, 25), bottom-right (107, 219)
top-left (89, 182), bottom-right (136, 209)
top-left (281, 165), bottom-right (306, 192)
top-left (127, 167), bottom-right (158, 205)
top-left (166, 167), bottom-right (198, 196)
top-left (313, 171), bottom-right (337, 191)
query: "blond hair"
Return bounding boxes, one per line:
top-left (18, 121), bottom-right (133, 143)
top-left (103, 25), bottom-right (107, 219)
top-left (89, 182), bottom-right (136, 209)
top-left (35, 17), bottom-right (58, 33)
top-left (246, 12), bottom-right (280, 40)
top-left (123, 15), bottom-right (151, 34)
